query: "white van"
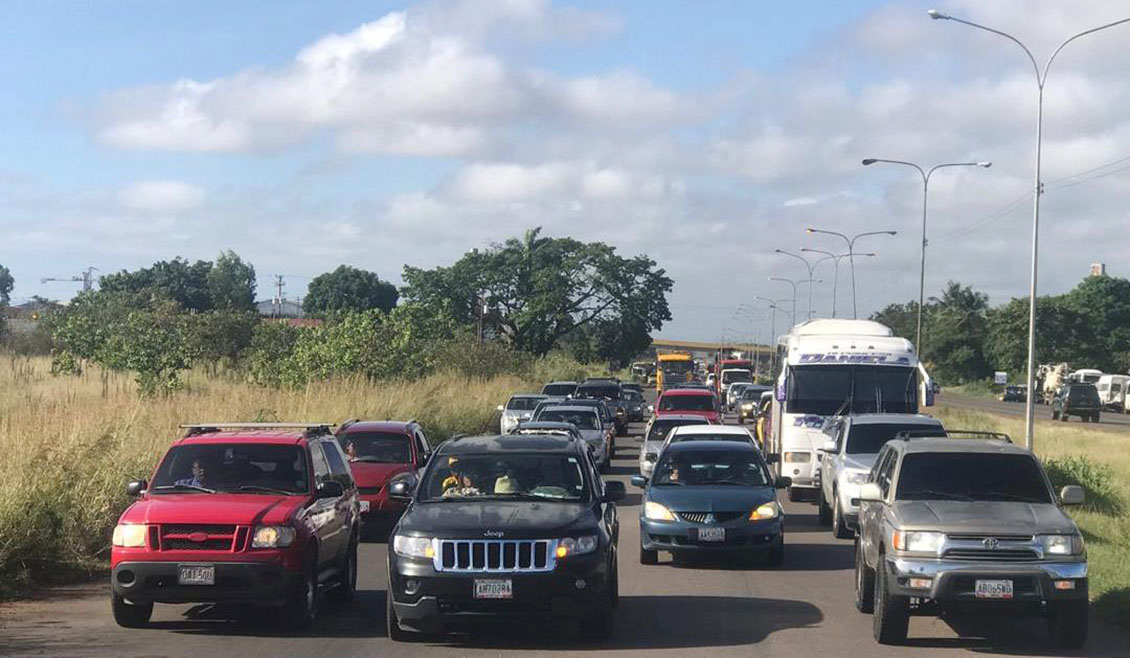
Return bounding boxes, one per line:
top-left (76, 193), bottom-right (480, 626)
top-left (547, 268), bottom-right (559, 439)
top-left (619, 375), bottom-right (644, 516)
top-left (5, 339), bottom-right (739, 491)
top-left (768, 319), bottom-right (934, 502)
top-left (1096, 374), bottom-right (1130, 411)
top-left (1069, 369), bottom-right (1103, 384)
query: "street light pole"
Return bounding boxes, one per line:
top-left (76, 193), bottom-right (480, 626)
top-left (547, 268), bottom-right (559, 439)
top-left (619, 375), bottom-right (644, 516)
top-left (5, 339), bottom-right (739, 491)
top-left (769, 277), bottom-right (798, 327)
top-left (806, 228), bottom-right (897, 319)
top-left (861, 158), bottom-right (991, 353)
top-left (928, 9), bottom-right (1130, 451)
top-left (756, 296), bottom-right (790, 378)
top-left (800, 249), bottom-right (876, 318)
top-left (774, 249), bottom-right (819, 320)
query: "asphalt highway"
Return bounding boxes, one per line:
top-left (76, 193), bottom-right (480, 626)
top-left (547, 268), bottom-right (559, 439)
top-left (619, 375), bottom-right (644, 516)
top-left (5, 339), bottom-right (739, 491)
top-left (2, 413), bottom-right (1127, 658)
top-left (939, 393), bottom-right (1130, 433)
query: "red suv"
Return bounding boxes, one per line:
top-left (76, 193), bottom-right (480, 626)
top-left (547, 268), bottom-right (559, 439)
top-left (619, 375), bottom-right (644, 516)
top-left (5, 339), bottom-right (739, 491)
top-left (110, 423), bottom-right (360, 629)
top-left (653, 389), bottom-right (721, 423)
top-left (335, 419), bottom-right (431, 532)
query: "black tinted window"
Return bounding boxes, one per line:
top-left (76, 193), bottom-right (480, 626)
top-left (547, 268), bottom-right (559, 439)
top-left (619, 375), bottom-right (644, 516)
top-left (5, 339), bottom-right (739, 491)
top-left (846, 423), bottom-right (943, 454)
top-left (322, 441), bottom-right (353, 488)
top-left (576, 385), bottom-right (620, 400)
top-left (658, 395), bottom-right (714, 412)
top-left (1067, 386), bottom-right (1099, 403)
top-left (896, 453), bottom-right (1051, 503)
top-left (653, 449), bottom-right (770, 486)
top-left (152, 444), bottom-right (309, 494)
top-left (507, 397), bottom-right (542, 410)
top-left (787, 365), bottom-right (917, 415)
top-left (542, 383), bottom-right (577, 397)
top-left (646, 418), bottom-right (709, 442)
top-left (338, 431), bottom-right (411, 463)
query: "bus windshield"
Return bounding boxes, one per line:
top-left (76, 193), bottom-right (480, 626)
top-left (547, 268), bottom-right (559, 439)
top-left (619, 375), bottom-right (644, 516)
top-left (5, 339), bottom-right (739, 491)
top-left (786, 365), bottom-right (917, 415)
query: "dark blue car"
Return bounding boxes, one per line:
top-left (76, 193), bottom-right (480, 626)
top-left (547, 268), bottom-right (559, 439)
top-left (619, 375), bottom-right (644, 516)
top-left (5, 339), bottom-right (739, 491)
top-left (632, 441), bottom-right (788, 566)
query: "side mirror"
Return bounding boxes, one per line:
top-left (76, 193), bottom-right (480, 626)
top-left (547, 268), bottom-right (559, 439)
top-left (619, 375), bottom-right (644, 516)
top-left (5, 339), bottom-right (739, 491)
top-left (603, 481), bottom-right (626, 502)
top-left (316, 480), bottom-right (345, 499)
top-left (644, 452), bottom-right (658, 462)
top-left (764, 453), bottom-right (780, 465)
top-left (647, 405), bottom-right (655, 414)
top-left (821, 440), bottom-right (837, 453)
top-left (774, 476), bottom-right (792, 489)
top-left (1060, 485), bottom-right (1085, 506)
top-left (126, 480), bottom-right (147, 497)
top-left (630, 475), bottom-right (648, 489)
top-left (387, 474), bottom-right (417, 500)
top-left (496, 405), bottom-right (505, 412)
top-left (859, 482), bottom-right (883, 502)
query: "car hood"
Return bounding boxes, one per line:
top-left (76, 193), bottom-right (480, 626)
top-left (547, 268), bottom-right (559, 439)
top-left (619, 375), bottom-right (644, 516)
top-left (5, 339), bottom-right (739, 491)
top-left (892, 501), bottom-right (1077, 535)
top-left (350, 461), bottom-right (413, 489)
top-left (121, 493), bottom-right (306, 527)
top-left (842, 453), bottom-right (878, 472)
top-left (647, 485), bottom-right (776, 513)
top-left (398, 501), bottom-right (597, 539)
top-left (503, 410), bottom-right (534, 420)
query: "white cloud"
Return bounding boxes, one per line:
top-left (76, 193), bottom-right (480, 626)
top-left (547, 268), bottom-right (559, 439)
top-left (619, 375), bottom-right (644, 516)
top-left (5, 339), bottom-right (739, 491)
top-left (118, 180), bottom-right (206, 212)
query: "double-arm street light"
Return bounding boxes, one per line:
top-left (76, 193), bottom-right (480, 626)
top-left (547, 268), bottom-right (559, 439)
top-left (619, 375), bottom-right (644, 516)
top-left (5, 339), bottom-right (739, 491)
top-left (805, 228), bottom-right (897, 319)
top-left (773, 249), bottom-right (819, 321)
top-left (928, 8), bottom-right (1130, 450)
top-left (770, 276), bottom-right (821, 328)
top-left (861, 158), bottom-right (991, 353)
top-left (800, 248), bottom-right (876, 318)
top-left (756, 296), bottom-right (792, 377)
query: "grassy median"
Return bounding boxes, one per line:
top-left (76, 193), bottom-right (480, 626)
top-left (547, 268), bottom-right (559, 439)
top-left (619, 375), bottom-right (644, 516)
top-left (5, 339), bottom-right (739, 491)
top-left (0, 355), bottom-right (562, 597)
top-left (933, 402), bottom-right (1130, 626)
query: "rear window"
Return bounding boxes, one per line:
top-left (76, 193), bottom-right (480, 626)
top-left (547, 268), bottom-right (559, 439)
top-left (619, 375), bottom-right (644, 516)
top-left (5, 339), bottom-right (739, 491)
top-left (507, 397), bottom-right (541, 411)
top-left (337, 431), bottom-right (411, 464)
top-left (646, 418), bottom-right (709, 442)
top-left (895, 453), bottom-right (1051, 503)
top-left (542, 383), bottom-right (576, 397)
top-left (1068, 386), bottom-right (1099, 403)
top-left (669, 433), bottom-right (750, 444)
top-left (576, 385), bottom-right (621, 400)
top-left (658, 394), bottom-right (714, 412)
top-left (845, 423), bottom-right (943, 455)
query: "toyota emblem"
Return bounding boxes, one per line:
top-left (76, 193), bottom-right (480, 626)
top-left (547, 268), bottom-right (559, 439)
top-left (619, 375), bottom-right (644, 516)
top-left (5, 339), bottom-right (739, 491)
top-left (982, 537), bottom-right (1000, 550)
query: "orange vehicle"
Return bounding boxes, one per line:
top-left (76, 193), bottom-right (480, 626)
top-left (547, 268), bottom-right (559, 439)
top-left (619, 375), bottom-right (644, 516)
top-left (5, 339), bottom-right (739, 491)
top-left (655, 352), bottom-right (694, 393)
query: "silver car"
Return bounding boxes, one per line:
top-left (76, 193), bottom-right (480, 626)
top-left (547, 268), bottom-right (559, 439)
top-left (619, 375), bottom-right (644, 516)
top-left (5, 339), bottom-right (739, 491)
top-left (534, 406), bottom-right (610, 472)
top-left (637, 414), bottom-right (711, 477)
top-left (497, 394), bottom-right (547, 434)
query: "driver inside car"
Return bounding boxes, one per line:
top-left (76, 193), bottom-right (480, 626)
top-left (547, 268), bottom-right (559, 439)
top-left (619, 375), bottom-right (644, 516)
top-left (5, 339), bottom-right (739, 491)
top-left (441, 456), bottom-right (482, 497)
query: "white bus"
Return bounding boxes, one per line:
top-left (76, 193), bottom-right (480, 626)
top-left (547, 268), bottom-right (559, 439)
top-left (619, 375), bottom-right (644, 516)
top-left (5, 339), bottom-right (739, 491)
top-left (768, 319), bottom-right (934, 502)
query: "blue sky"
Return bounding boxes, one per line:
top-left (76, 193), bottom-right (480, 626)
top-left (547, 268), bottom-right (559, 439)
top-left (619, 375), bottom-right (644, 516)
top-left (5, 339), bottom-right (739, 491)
top-left (4, 1), bottom-right (1130, 342)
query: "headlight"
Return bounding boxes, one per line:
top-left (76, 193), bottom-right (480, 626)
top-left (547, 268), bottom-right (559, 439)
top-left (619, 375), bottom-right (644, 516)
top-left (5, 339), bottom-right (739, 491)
top-left (741, 402), bottom-right (754, 410)
top-left (783, 452), bottom-right (811, 464)
top-left (1041, 534), bottom-right (1084, 556)
top-left (392, 535), bottom-right (435, 559)
top-left (749, 502), bottom-right (779, 521)
top-left (892, 530), bottom-right (944, 553)
top-left (112, 524), bottom-right (148, 548)
top-left (644, 501), bottom-right (676, 521)
top-left (843, 471), bottom-right (869, 485)
top-left (556, 535), bottom-right (599, 558)
top-left (252, 525), bottom-right (296, 548)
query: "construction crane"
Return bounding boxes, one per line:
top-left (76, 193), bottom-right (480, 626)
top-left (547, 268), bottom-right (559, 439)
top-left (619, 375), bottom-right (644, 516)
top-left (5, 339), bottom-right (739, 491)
top-left (41, 267), bottom-right (98, 293)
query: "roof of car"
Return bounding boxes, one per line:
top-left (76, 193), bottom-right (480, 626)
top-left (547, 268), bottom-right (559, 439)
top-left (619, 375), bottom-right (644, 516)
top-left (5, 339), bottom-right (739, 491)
top-left (661, 388), bottom-right (714, 397)
top-left (438, 434), bottom-right (579, 454)
top-left (896, 437), bottom-right (1030, 455)
top-left (663, 440), bottom-right (759, 454)
top-left (544, 381), bottom-right (577, 386)
top-left (338, 420), bottom-right (415, 434)
top-left (177, 431), bottom-right (308, 446)
top-left (845, 413), bottom-right (941, 426)
top-left (517, 421), bottom-right (578, 429)
top-left (540, 405), bottom-right (599, 414)
top-left (509, 393), bottom-right (548, 399)
top-left (649, 414), bottom-right (712, 423)
top-left (669, 424), bottom-right (753, 436)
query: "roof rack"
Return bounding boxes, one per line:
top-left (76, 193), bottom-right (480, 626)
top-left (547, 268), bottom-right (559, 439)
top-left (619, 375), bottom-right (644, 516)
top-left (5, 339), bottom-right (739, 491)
top-left (893, 428), bottom-right (1012, 443)
top-left (338, 418), bottom-right (360, 432)
top-left (179, 422), bottom-right (336, 438)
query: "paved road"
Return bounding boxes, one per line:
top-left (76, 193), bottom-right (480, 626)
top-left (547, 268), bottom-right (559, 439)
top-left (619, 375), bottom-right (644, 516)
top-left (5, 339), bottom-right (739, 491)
top-left (939, 393), bottom-right (1130, 433)
top-left (3, 414), bottom-right (1128, 658)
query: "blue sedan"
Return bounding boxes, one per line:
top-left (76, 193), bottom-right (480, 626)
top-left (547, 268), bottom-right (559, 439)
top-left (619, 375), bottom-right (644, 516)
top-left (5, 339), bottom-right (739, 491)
top-left (632, 441), bottom-right (789, 566)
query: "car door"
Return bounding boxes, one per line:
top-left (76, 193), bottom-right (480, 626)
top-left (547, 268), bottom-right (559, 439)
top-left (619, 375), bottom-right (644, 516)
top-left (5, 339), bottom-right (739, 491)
top-left (587, 449), bottom-right (619, 545)
top-left (860, 447), bottom-right (895, 566)
top-left (820, 420), bottom-right (844, 502)
top-left (309, 442), bottom-right (348, 570)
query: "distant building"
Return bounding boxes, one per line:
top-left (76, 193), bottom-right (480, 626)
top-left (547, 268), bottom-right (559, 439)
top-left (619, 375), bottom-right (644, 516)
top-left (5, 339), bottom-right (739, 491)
top-left (1090, 263), bottom-right (1107, 277)
top-left (255, 298), bottom-right (304, 318)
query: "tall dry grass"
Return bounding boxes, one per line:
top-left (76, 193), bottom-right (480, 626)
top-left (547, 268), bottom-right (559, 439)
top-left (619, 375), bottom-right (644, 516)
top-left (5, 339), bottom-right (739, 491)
top-left (0, 355), bottom-right (533, 595)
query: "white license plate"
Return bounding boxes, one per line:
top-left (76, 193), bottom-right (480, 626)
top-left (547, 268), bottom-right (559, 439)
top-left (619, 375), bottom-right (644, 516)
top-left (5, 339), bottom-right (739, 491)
top-left (359, 500), bottom-right (370, 513)
top-left (698, 527), bottom-right (726, 542)
top-left (177, 565), bottom-right (215, 586)
top-left (974, 579), bottom-right (1013, 599)
top-left (474, 579), bottom-right (513, 599)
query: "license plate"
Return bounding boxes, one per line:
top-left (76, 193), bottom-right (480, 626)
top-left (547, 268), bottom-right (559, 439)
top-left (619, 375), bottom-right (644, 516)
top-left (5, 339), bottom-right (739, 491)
top-left (974, 579), bottom-right (1013, 599)
top-left (474, 579), bottom-right (513, 599)
top-left (359, 500), bottom-right (370, 513)
top-left (698, 527), bottom-right (725, 542)
top-left (177, 565), bottom-right (215, 586)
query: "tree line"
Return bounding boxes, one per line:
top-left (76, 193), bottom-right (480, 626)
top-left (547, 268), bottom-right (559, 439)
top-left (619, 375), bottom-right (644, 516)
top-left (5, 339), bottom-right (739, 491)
top-left (872, 275), bottom-right (1130, 385)
top-left (1, 229), bottom-right (672, 395)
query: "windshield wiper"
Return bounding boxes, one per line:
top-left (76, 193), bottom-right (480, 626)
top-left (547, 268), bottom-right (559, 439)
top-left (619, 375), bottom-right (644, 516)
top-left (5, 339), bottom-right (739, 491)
top-left (979, 491), bottom-right (1048, 503)
top-left (709, 479), bottom-right (758, 487)
top-left (224, 485), bottom-right (298, 496)
top-left (153, 483), bottom-right (216, 494)
top-left (902, 489), bottom-right (973, 501)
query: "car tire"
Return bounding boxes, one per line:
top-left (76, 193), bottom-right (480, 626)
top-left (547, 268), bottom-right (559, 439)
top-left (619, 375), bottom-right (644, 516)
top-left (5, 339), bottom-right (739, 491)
top-left (766, 535), bottom-right (784, 567)
top-left (111, 592), bottom-right (153, 628)
top-left (327, 535), bottom-right (357, 604)
top-left (284, 550), bottom-right (318, 630)
top-left (833, 498), bottom-right (852, 540)
top-left (872, 556), bottom-right (909, 645)
top-left (1047, 599), bottom-right (1088, 650)
top-left (639, 545), bottom-right (658, 565)
top-left (386, 590), bottom-right (423, 642)
top-left (817, 488), bottom-right (832, 526)
top-left (854, 538), bottom-right (874, 614)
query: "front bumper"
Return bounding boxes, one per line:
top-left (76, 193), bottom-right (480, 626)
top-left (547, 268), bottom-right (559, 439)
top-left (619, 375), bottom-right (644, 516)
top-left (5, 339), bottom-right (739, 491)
top-left (388, 552), bottom-right (610, 632)
top-left (640, 518), bottom-right (782, 554)
top-left (885, 556), bottom-right (1088, 603)
top-left (112, 560), bottom-right (300, 605)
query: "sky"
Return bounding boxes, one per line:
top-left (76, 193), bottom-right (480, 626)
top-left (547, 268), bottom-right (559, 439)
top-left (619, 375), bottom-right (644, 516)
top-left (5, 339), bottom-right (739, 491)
top-left (3, 0), bottom-right (1130, 343)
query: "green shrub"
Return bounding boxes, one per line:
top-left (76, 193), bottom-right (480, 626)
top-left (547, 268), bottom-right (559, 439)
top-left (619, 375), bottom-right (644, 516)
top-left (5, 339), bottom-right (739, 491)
top-left (1044, 456), bottom-right (1125, 516)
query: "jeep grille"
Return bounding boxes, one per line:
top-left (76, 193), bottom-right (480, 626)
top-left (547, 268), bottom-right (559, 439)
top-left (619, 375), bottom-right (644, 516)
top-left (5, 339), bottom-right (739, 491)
top-left (434, 539), bottom-right (556, 573)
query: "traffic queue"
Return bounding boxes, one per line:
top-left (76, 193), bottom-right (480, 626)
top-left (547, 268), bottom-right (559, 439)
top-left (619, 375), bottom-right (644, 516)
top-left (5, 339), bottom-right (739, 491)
top-left (109, 323), bottom-right (1092, 650)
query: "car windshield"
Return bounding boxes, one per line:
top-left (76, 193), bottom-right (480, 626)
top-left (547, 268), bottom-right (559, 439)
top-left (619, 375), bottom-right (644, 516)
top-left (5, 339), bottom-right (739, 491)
top-left (538, 409), bottom-right (599, 430)
top-left (742, 388), bottom-right (767, 400)
top-left (845, 423), bottom-right (942, 455)
top-left (652, 449), bottom-right (771, 487)
top-left (624, 391), bottom-right (642, 402)
top-left (721, 370), bottom-right (753, 385)
top-left (337, 431), bottom-right (411, 463)
top-left (1067, 386), bottom-right (1099, 403)
top-left (542, 383), bottom-right (576, 397)
top-left (646, 418), bottom-right (709, 442)
top-left (786, 365), bottom-right (917, 415)
top-left (895, 453), bottom-right (1052, 503)
top-left (658, 395), bottom-right (714, 412)
top-left (507, 397), bottom-right (541, 411)
top-left (420, 452), bottom-right (588, 502)
top-left (576, 384), bottom-right (621, 400)
top-left (669, 433), bottom-right (750, 444)
top-left (151, 444), bottom-right (309, 494)
top-left (571, 400), bottom-right (611, 420)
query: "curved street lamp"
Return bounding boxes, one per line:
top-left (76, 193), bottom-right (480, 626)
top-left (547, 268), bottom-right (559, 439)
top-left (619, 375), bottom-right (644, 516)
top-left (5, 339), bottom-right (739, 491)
top-left (800, 248), bottom-right (875, 318)
top-left (773, 249), bottom-right (819, 321)
top-left (805, 228), bottom-right (897, 319)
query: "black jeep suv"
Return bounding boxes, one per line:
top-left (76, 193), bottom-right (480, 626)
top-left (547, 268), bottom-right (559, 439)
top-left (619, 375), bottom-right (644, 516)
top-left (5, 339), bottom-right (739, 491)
top-left (385, 433), bottom-right (624, 641)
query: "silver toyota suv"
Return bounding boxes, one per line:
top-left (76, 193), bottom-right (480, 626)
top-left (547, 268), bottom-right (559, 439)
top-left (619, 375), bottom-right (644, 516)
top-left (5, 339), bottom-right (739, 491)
top-left (854, 434), bottom-right (1088, 649)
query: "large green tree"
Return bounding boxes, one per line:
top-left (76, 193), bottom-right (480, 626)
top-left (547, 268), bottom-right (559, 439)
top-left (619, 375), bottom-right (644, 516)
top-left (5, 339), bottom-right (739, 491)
top-left (985, 295), bottom-right (1098, 375)
top-left (1064, 275), bottom-right (1130, 372)
top-left (303, 265), bottom-right (399, 317)
top-left (401, 228), bottom-right (673, 356)
top-left (0, 263), bottom-right (12, 306)
top-left (206, 250), bottom-right (257, 311)
top-left (924, 282), bottom-right (991, 384)
top-left (99, 257), bottom-right (214, 312)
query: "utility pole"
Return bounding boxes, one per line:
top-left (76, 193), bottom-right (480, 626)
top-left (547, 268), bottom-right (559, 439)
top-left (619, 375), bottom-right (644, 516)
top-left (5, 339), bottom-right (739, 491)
top-left (273, 275), bottom-right (285, 318)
